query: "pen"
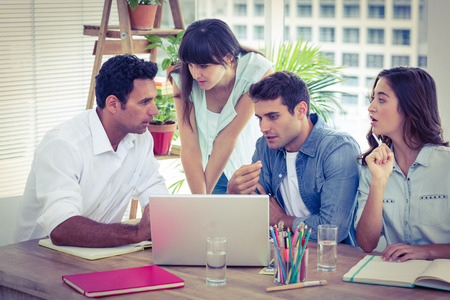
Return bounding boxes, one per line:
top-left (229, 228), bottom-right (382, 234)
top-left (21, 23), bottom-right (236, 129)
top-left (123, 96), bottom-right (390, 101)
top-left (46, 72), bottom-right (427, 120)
top-left (372, 131), bottom-right (382, 146)
top-left (266, 280), bottom-right (327, 292)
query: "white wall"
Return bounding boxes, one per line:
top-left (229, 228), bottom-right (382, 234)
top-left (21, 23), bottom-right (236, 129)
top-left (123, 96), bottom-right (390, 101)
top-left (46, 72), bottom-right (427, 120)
top-left (0, 196), bottom-right (21, 246)
top-left (428, 0), bottom-right (450, 140)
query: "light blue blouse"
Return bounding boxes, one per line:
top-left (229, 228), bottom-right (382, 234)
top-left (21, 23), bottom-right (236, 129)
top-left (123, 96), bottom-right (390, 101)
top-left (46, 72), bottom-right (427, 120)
top-left (172, 52), bottom-right (272, 179)
top-left (355, 145), bottom-right (450, 245)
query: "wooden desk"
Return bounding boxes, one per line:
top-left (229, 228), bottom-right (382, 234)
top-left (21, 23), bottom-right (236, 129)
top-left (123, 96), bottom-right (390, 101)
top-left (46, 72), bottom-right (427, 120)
top-left (0, 240), bottom-right (447, 299)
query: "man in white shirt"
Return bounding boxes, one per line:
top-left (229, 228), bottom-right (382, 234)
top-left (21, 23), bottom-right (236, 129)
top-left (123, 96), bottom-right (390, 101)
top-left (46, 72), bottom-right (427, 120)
top-left (14, 54), bottom-right (168, 247)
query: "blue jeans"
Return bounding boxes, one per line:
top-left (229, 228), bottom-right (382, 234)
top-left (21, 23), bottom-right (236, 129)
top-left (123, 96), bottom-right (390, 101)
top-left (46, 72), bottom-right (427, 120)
top-left (212, 173), bottom-right (228, 194)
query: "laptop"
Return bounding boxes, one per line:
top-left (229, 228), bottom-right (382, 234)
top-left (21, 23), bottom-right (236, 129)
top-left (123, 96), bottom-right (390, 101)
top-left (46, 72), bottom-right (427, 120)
top-left (149, 194), bottom-right (270, 266)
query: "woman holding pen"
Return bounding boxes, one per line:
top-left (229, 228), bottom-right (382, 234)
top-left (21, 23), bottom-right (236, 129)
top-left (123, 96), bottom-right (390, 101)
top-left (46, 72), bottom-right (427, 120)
top-left (355, 66), bottom-right (450, 261)
top-left (170, 19), bottom-right (272, 194)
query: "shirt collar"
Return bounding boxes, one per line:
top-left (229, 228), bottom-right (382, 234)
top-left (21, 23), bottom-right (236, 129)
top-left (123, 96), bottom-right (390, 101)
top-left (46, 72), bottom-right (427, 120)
top-left (299, 113), bottom-right (324, 157)
top-left (88, 109), bottom-right (136, 155)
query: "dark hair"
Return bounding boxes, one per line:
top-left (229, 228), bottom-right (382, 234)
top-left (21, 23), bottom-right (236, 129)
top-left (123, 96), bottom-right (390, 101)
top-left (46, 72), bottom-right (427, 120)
top-left (248, 71), bottom-right (310, 115)
top-left (95, 54), bottom-right (158, 108)
top-left (361, 66), bottom-right (448, 165)
top-left (174, 18), bottom-right (262, 129)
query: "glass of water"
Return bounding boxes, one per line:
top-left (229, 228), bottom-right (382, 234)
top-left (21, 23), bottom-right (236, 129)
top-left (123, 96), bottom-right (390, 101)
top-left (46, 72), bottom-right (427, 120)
top-left (206, 237), bottom-right (227, 286)
top-left (317, 225), bottom-right (338, 272)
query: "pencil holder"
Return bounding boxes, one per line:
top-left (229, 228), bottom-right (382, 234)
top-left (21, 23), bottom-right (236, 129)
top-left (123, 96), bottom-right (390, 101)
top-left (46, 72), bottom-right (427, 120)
top-left (273, 245), bottom-right (308, 285)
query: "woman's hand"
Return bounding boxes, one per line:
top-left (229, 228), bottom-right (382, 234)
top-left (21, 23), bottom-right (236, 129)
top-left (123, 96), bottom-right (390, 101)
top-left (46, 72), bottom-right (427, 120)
top-left (365, 144), bottom-right (394, 184)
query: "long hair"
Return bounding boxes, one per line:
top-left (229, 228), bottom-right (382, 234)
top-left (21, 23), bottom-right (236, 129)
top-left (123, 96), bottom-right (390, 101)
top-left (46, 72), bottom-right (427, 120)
top-left (172, 18), bottom-right (262, 129)
top-left (361, 66), bottom-right (448, 166)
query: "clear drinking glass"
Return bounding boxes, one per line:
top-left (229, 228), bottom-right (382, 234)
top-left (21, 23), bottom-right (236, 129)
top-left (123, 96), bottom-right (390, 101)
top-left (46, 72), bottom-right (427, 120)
top-left (206, 237), bottom-right (227, 286)
top-left (317, 225), bottom-right (338, 272)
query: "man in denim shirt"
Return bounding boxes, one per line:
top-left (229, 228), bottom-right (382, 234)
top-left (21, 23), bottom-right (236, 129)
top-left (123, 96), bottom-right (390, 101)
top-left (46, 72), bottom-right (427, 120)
top-left (227, 71), bottom-right (360, 243)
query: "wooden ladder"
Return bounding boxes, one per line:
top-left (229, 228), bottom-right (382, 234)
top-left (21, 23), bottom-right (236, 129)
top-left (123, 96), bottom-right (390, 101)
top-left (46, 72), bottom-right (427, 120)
top-left (83, 0), bottom-right (185, 110)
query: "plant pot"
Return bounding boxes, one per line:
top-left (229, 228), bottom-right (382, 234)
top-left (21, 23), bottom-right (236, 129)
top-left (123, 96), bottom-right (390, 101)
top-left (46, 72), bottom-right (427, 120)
top-left (148, 122), bottom-right (177, 155)
top-left (127, 4), bottom-right (158, 30)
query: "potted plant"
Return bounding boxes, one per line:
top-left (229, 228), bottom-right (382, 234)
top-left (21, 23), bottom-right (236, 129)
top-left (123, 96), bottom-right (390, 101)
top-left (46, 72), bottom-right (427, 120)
top-left (148, 93), bottom-right (177, 155)
top-left (127, 0), bottom-right (163, 30)
top-left (145, 30), bottom-right (185, 73)
top-left (265, 37), bottom-right (346, 123)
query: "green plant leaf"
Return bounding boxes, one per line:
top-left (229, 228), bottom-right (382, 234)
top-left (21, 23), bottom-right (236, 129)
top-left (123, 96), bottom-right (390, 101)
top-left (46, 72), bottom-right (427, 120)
top-left (145, 35), bottom-right (162, 43)
top-left (145, 43), bottom-right (159, 50)
top-left (161, 58), bottom-right (171, 71)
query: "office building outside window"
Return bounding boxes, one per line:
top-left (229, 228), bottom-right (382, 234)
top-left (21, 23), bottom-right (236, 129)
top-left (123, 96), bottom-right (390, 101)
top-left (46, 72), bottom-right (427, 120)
top-left (297, 4), bottom-right (312, 18)
top-left (321, 52), bottom-right (335, 64)
top-left (284, 26), bottom-right (290, 41)
top-left (254, 1), bottom-right (264, 17)
top-left (320, 27), bottom-right (335, 42)
top-left (343, 53), bottom-right (359, 67)
top-left (320, 5), bottom-right (335, 18)
top-left (341, 94), bottom-right (359, 105)
top-left (342, 76), bottom-right (359, 87)
top-left (233, 25), bottom-right (247, 40)
top-left (343, 28), bottom-right (360, 43)
top-left (367, 28), bottom-right (384, 44)
top-left (368, 4), bottom-right (385, 18)
top-left (297, 26), bottom-right (312, 41)
top-left (253, 25), bottom-right (264, 40)
top-left (343, 4), bottom-right (360, 18)
top-left (393, 29), bottom-right (411, 45)
top-left (392, 55), bottom-right (410, 66)
top-left (393, 1), bottom-right (411, 19)
top-left (233, 3), bottom-right (247, 16)
top-left (367, 54), bottom-right (384, 68)
top-left (418, 55), bottom-right (427, 68)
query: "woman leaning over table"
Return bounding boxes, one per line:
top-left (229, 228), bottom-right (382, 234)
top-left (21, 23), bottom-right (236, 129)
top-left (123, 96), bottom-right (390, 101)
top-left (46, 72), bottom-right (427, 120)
top-left (355, 66), bottom-right (450, 261)
top-left (169, 19), bottom-right (272, 194)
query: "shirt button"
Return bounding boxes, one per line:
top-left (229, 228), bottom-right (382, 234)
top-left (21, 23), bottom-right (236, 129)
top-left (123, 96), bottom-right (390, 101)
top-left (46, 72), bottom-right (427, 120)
top-left (279, 174), bottom-right (282, 178)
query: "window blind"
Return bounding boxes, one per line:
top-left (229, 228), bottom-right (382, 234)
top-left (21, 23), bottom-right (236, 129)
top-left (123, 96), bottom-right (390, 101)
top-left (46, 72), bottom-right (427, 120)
top-left (0, 0), bottom-right (119, 198)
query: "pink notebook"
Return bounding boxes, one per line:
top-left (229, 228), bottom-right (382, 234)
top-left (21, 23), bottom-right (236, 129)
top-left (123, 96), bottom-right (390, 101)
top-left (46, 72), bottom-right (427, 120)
top-left (62, 265), bottom-right (184, 298)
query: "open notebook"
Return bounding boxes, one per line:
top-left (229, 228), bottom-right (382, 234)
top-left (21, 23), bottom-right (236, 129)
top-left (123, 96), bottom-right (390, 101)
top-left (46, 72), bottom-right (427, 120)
top-left (39, 238), bottom-right (151, 260)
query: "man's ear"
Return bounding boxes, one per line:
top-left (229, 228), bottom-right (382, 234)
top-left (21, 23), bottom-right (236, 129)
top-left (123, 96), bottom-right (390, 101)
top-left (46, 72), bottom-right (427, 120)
top-left (105, 95), bottom-right (120, 113)
top-left (295, 101), bottom-right (308, 119)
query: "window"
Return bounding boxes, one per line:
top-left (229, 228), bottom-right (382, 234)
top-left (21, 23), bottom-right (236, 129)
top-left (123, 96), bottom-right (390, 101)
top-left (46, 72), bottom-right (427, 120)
top-left (367, 54), bottom-right (384, 68)
top-left (253, 25), bottom-right (264, 40)
top-left (284, 26), bottom-right (291, 41)
top-left (367, 29), bottom-right (384, 44)
top-left (285, 3), bottom-right (290, 17)
top-left (344, 5), bottom-right (360, 18)
top-left (233, 3), bottom-right (247, 16)
top-left (366, 77), bottom-right (375, 88)
top-left (233, 25), bottom-right (247, 40)
top-left (321, 52), bottom-right (335, 64)
top-left (297, 26), bottom-right (312, 41)
top-left (320, 5), bottom-right (335, 18)
top-left (297, 5), bottom-right (312, 17)
top-left (418, 56), bottom-right (427, 68)
top-left (368, 5), bottom-right (385, 18)
top-left (342, 76), bottom-right (359, 87)
top-left (319, 27), bottom-right (335, 42)
top-left (343, 28), bottom-right (359, 44)
top-left (342, 53), bottom-right (359, 67)
top-left (254, 1), bottom-right (264, 17)
top-left (0, 2), bottom-right (108, 197)
top-left (341, 94), bottom-right (359, 105)
top-left (393, 3), bottom-right (411, 19)
top-left (391, 55), bottom-right (410, 67)
top-left (393, 29), bottom-right (410, 45)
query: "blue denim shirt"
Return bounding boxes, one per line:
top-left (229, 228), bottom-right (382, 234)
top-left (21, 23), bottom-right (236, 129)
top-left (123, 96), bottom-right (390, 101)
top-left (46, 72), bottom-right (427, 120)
top-left (253, 113), bottom-right (360, 243)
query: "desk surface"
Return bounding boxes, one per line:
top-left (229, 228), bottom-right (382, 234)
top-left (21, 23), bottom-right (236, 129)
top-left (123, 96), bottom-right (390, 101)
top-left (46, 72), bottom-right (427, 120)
top-left (0, 240), bottom-right (447, 299)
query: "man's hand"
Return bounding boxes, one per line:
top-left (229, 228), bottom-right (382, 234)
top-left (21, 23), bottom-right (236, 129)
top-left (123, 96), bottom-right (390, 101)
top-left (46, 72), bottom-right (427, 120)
top-left (269, 196), bottom-right (295, 230)
top-left (227, 161), bottom-right (262, 194)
